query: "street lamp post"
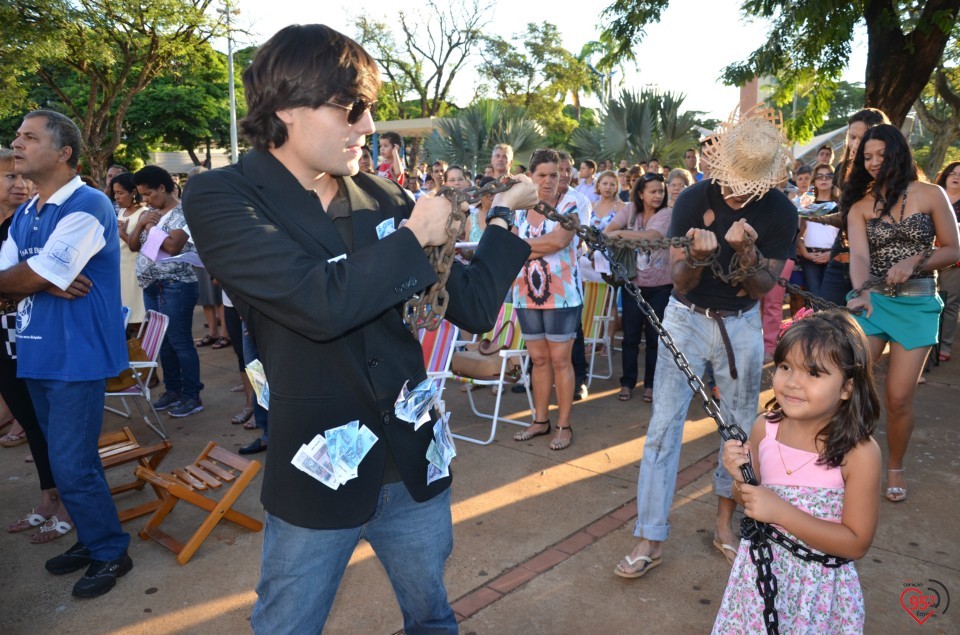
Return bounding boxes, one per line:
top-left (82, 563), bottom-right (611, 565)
top-left (220, 1), bottom-right (240, 164)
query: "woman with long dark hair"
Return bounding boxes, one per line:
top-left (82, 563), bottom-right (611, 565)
top-left (933, 162), bottom-right (960, 361)
top-left (845, 125), bottom-right (960, 502)
top-left (604, 172), bottom-right (673, 402)
top-left (818, 108), bottom-right (890, 305)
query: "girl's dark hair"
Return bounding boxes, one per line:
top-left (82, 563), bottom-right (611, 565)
top-left (630, 172), bottom-right (668, 214)
top-left (239, 24), bottom-right (380, 151)
top-left (839, 124), bottom-right (917, 220)
top-left (767, 311), bottom-right (880, 468)
top-left (444, 165), bottom-right (465, 181)
top-left (108, 172), bottom-right (141, 204)
top-left (528, 148), bottom-right (560, 175)
top-left (935, 161), bottom-right (960, 189)
top-left (132, 165), bottom-right (175, 194)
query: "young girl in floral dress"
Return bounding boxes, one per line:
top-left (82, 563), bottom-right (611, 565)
top-left (714, 311), bottom-right (881, 634)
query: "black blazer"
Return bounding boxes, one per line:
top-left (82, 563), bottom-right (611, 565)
top-left (182, 150), bottom-right (530, 528)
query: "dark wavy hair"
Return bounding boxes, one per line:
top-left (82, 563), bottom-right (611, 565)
top-left (239, 24), bottom-right (380, 151)
top-left (935, 161), bottom-right (960, 189)
top-left (108, 172), bottom-right (141, 204)
top-left (839, 124), bottom-right (918, 221)
top-left (766, 311), bottom-right (880, 468)
top-left (630, 172), bottom-right (668, 214)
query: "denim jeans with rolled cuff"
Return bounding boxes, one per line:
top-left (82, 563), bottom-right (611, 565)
top-left (633, 298), bottom-right (763, 542)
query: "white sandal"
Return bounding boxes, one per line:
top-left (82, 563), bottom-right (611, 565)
top-left (8, 509), bottom-right (48, 533)
top-left (30, 516), bottom-right (74, 544)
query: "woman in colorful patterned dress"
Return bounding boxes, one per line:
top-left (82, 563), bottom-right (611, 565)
top-left (511, 149), bottom-right (583, 451)
top-left (715, 311), bottom-right (881, 634)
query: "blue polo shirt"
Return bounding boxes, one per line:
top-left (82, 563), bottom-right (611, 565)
top-left (0, 177), bottom-right (127, 380)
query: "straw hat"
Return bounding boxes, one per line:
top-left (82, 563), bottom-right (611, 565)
top-left (700, 106), bottom-right (793, 203)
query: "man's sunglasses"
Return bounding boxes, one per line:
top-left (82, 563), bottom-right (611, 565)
top-left (323, 98), bottom-right (377, 125)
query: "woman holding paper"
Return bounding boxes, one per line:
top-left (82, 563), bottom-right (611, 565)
top-left (129, 165), bottom-right (204, 418)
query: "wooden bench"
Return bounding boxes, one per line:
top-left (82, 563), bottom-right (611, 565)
top-left (98, 426), bottom-right (172, 522)
top-left (135, 442), bottom-right (262, 565)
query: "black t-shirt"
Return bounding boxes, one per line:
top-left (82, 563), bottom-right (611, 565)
top-left (668, 180), bottom-right (798, 311)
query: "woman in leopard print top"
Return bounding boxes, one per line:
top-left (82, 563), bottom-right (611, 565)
top-left (843, 125), bottom-right (960, 503)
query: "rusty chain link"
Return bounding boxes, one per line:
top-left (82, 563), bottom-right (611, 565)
top-left (407, 179), bottom-right (943, 632)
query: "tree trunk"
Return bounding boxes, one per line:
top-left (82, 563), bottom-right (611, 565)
top-left (186, 147), bottom-right (202, 166)
top-left (863, 0), bottom-right (960, 127)
top-left (923, 124), bottom-right (957, 179)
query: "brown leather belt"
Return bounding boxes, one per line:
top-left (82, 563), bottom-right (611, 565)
top-left (671, 292), bottom-right (750, 379)
top-left (671, 292), bottom-right (748, 318)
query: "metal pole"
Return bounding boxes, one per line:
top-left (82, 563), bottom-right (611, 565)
top-left (225, 1), bottom-right (238, 164)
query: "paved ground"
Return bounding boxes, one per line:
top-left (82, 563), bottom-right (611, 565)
top-left (1, 317), bottom-right (958, 634)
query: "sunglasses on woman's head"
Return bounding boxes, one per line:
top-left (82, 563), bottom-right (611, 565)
top-left (640, 172), bottom-right (664, 183)
top-left (323, 98), bottom-right (377, 125)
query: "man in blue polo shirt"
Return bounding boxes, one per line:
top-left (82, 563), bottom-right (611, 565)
top-left (0, 110), bottom-right (131, 599)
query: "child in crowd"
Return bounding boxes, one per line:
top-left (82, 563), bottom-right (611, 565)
top-left (713, 310), bottom-right (881, 634)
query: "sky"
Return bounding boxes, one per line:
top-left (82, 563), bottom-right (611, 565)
top-left (220, 0), bottom-right (868, 121)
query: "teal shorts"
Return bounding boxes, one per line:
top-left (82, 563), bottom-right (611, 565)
top-left (848, 292), bottom-right (943, 350)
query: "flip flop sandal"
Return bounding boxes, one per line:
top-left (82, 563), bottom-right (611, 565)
top-left (243, 420), bottom-right (259, 430)
top-left (712, 538), bottom-right (737, 564)
top-left (211, 336), bottom-right (232, 349)
top-left (513, 420), bottom-right (551, 442)
top-left (549, 426), bottom-right (573, 451)
top-left (196, 334), bottom-right (216, 347)
top-left (617, 387), bottom-right (633, 401)
top-left (938, 352), bottom-right (951, 362)
top-left (0, 430), bottom-right (27, 447)
top-left (8, 509), bottom-right (49, 533)
top-left (643, 388), bottom-right (653, 403)
top-left (614, 554), bottom-right (662, 579)
top-left (30, 517), bottom-right (74, 544)
top-left (0, 417), bottom-right (13, 432)
top-left (231, 406), bottom-right (255, 425)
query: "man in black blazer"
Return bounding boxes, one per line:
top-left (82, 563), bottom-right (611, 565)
top-left (182, 24), bottom-right (536, 635)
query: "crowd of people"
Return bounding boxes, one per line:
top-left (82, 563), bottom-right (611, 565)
top-left (1, 21), bottom-right (959, 634)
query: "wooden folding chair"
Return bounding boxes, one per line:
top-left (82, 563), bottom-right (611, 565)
top-left (104, 309), bottom-right (169, 440)
top-left (581, 281), bottom-right (616, 386)
top-left (449, 303), bottom-right (534, 445)
top-left (98, 426), bottom-right (172, 522)
top-left (135, 442), bottom-right (262, 565)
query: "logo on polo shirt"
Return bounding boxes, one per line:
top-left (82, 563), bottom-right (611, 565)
top-left (47, 241), bottom-right (78, 269)
top-left (16, 296), bottom-right (32, 334)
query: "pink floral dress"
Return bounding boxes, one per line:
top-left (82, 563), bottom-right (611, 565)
top-left (712, 417), bottom-right (864, 634)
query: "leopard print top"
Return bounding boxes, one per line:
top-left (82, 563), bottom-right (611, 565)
top-left (865, 188), bottom-right (935, 279)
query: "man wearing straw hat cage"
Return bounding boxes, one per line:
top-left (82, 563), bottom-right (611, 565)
top-left (615, 108), bottom-right (799, 578)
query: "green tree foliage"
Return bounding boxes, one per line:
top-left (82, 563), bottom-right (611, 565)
top-left (123, 43), bottom-right (244, 167)
top-left (765, 80), bottom-right (866, 137)
top-left (569, 89), bottom-right (701, 165)
top-left (423, 99), bottom-right (544, 173)
top-left (0, 0), bottom-right (222, 182)
top-left (600, 0), bottom-right (960, 139)
top-left (477, 23), bottom-right (596, 148)
top-left (914, 33), bottom-right (960, 177)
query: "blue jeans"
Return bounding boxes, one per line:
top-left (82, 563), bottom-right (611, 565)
top-left (620, 283), bottom-right (672, 389)
top-left (820, 259), bottom-right (851, 306)
top-left (251, 483), bottom-right (456, 635)
top-left (143, 280), bottom-right (202, 399)
top-left (799, 257), bottom-right (829, 298)
top-left (26, 379), bottom-right (130, 560)
top-left (242, 325), bottom-right (268, 443)
top-left (634, 298), bottom-right (763, 541)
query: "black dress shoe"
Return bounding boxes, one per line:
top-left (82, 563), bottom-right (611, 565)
top-left (239, 438), bottom-right (267, 455)
top-left (72, 552), bottom-right (133, 598)
top-left (46, 542), bottom-right (92, 575)
top-left (511, 383), bottom-right (527, 394)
